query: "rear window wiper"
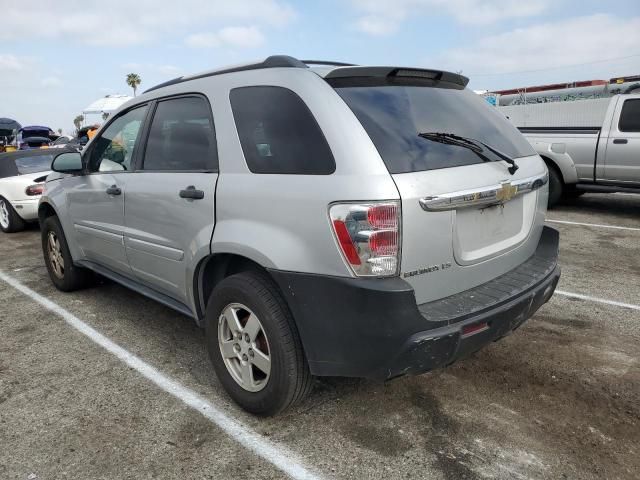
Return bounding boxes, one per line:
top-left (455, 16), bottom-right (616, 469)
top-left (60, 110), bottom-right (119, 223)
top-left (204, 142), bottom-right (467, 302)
top-left (418, 132), bottom-right (519, 175)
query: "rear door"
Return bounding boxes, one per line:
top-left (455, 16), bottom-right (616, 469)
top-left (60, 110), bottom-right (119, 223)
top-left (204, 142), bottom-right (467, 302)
top-left (335, 83), bottom-right (548, 304)
top-left (124, 95), bottom-right (218, 303)
top-left (603, 97), bottom-right (640, 184)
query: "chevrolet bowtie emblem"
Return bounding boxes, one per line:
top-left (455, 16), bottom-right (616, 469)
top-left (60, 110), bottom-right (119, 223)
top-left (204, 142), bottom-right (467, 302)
top-left (495, 182), bottom-right (518, 202)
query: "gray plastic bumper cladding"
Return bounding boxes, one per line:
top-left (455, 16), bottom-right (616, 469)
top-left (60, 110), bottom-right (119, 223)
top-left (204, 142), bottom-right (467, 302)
top-left (269, 226), bottom-right (560, 379)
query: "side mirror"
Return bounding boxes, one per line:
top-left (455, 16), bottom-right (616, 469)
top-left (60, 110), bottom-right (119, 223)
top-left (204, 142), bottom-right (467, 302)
top-left (51, 151), bottom-right (83, 174)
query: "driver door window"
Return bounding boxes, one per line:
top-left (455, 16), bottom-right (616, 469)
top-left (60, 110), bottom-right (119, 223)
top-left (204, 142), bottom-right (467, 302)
top-left (88, 105), bottom-right (148, 172)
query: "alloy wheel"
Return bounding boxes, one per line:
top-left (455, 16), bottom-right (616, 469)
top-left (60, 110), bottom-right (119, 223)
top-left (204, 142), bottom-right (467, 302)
top-left (218, 303), bottom-right (271, 392)
top-left (47, 231), bottom-right (65, 279)
top-left (0, 200), bottom-right (9, 229)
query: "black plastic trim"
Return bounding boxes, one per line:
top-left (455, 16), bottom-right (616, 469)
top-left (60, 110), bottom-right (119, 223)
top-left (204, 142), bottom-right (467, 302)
top-left (76, 260), bottom-right (195, 319)
top-left (518, 126), bottom-right (601, 134)
top-left (302, 60), bottom-right (357, 67)
top-left (144, 55), bottom-right (308, 93)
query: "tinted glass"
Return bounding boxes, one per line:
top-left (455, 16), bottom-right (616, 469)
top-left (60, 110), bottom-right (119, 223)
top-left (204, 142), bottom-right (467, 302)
top-left (336, 86), bottom-right (536, 174)
top-left (89, 105), bottom-right (148, 172)
top-left (52, 136), bottom-right (70, 145)
top-left (230, 86), bottom-right (335, 174)
top-left (143, 97), bottom-right (217, 171)
top-left (15, 154), bottom-right (54, 174)
top-left (0, 155), bottom-right (19, 178)
top-left (619, 99), bottom-right (640, 132)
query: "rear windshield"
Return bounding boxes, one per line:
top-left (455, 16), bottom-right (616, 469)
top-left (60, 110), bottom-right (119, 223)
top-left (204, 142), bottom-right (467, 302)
top-left (14, 154), bottom-right (54, 174)
top-left (335, 86), bottom-right (535, 174)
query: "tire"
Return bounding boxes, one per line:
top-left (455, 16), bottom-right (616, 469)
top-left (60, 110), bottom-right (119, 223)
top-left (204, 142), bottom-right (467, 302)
top-left (546, 164), bottom-right (563, 208)
top-left (41, 216), bottom-right (92, 292)
top-left (564, 190), bottom-right (585, 198)
top-left (205, 271), bottom-right (313, 416)
top-left (0, 196), bottom-right (26, 233)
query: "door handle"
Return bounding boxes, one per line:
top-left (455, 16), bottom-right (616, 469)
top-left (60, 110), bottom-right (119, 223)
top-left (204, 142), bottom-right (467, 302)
top-left (106, 185), bottom-right (121, 195)
top-left (613, 139), bottom-right (628, 144)
top-left (179, 186), bottom-right (205, 200)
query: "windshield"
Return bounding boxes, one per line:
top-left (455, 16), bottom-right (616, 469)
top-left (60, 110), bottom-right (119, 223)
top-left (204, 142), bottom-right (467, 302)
top-left (14, 154), bottom-right (54, 174)
top-left (335, 86), bottom-right (535, 174)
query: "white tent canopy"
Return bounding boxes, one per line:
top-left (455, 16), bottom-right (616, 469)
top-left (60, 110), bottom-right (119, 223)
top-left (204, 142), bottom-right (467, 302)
top-left (83, 94), bottom-right (132, 115)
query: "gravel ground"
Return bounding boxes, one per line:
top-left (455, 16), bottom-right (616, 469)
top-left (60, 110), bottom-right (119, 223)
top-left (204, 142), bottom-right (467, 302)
top-left (0, 192), bottom-right (638, 480)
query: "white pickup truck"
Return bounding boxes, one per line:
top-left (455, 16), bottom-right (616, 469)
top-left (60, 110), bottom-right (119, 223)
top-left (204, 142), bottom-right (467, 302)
top-left (498, 93), bottom-right (640, 206)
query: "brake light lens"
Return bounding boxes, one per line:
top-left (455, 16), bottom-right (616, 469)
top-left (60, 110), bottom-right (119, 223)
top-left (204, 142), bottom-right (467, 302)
top-left (25, 184), bottom-right (45, 196)
top-left (329, 201), bottom-right (400, 277)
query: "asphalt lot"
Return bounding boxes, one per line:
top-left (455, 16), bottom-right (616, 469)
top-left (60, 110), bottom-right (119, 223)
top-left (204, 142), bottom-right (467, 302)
top-left (1, 193), bottom-right (638, 480)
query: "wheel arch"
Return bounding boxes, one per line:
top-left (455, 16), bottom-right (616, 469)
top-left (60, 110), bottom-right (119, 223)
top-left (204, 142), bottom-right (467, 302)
top-left (38, 200), bottom-right (58, 225)
top-left (193, 252), bottom-right (275, 324)
top-left (539, 154), bottom-right (565, 183)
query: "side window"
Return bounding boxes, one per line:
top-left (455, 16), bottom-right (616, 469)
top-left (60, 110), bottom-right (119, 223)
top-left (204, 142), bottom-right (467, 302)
top-left (143, 96), bottom-right (217, 171)
top-left (230, 86), bottom-right (335, 174)
top-left (88, 105), bottom-right (148, 172)
top-left (619, 99), bottom-right (640, 132)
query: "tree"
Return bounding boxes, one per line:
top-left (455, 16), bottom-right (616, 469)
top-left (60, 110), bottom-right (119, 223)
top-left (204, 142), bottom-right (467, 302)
top-left (57, 128), bottom-right (62, 135)
top-left (102, 112), bottom-right (109, 122)
top-left (126, 73), bottom-right (142, 97)
top-left (73, 115), bottom-right (84, 134)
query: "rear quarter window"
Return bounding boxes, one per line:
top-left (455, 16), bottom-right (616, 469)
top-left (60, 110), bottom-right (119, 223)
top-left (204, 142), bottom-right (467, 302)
top-left (230, 86), bottom-right (335, 175)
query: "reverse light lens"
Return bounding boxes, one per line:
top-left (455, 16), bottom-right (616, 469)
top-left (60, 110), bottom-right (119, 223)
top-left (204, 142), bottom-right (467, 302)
top-left (25, 184), bottom-right (45, 196)
top-left (329, 201), bottom-right (401, 277)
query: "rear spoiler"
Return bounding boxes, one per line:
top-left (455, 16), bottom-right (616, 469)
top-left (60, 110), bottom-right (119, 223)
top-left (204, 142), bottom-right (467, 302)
top-left (324, 66), bottom-right (469, 89)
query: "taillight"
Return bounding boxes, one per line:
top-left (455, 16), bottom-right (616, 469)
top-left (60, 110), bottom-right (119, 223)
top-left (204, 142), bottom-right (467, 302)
top-left (25, 184), bottom-right (44, 196)
top-left (329, 201), bottom-right (401, 277)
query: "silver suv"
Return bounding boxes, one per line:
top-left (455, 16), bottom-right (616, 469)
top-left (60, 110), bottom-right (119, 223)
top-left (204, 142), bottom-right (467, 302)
top-left (40, 56), bottom-right (560, 415)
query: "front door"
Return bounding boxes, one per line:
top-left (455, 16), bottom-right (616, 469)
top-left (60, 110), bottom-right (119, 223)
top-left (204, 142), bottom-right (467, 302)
top-left (66, 105), bottom-right (148, 275)
top-left (604, 97), bottom-right (640, 185)
top-left (124, 96), bottom-right (218, 303)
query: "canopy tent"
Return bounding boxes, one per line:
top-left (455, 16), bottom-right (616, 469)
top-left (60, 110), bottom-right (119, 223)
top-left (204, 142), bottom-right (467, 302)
top-left (0, 118), bottom-right (21, 148)
top-left (83, 94), bottom-right (132, 115)
top-left (0, 117), bottom-right (21, 136)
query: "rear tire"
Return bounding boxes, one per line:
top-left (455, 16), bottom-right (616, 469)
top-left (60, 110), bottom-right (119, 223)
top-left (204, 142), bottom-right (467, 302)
top-left (0, 197), bottom-right (26, 233)
top-left (41, 216), bottom-right (92, 291)
top-left (546, 164), bottom-right (563, 208)
top-left (205, 271), bottom-right (313, 416)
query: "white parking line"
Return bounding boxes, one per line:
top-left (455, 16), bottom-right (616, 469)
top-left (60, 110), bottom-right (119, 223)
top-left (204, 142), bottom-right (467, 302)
top-left (0, 270), bottom-right (323, 480)
top-left (556, 290), bottom-right (640, 312)
top-left (546, 219), bottom-right (640, 232)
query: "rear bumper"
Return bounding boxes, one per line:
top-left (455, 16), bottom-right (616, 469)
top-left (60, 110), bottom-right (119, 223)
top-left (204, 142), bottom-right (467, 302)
top-left (270, 226), bottom-right (560, 379)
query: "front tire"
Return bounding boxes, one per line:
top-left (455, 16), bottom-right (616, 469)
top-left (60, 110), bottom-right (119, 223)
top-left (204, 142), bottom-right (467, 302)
top-left (0, 197), bottom-right (26, 233)
top-left (41, 216), bottom-right (91, 291)
top-left (205, 271), bottom-right (313, 416)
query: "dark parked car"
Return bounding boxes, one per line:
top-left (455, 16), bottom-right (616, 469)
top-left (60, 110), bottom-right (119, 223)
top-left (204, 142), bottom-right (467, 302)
top-left (18, 126), bottom-right (56, 150)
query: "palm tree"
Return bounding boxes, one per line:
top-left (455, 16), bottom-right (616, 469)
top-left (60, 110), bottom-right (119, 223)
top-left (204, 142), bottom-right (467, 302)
top-left (73, 114), bottom-right (84, 133)
top-left (126, 73), bottom-right (142, 97)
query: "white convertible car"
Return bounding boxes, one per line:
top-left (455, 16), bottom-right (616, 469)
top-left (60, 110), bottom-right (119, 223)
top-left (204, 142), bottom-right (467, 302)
top-left (0, 149), bottom-right (53, 232)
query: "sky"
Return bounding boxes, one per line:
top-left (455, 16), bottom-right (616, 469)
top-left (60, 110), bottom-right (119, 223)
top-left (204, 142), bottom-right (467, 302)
top-left (1, 0), bottom-right (639, 134)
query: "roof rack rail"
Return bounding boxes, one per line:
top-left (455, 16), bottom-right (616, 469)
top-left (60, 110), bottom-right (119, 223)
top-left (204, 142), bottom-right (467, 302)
top-left (144, 55), bottom-right (308, 93)
top-left (302, 60), bottom-right (357, 67)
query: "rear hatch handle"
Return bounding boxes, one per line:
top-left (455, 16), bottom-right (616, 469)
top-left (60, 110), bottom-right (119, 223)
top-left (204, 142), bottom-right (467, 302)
top-left (419, 172), bottom-right (549, 211)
